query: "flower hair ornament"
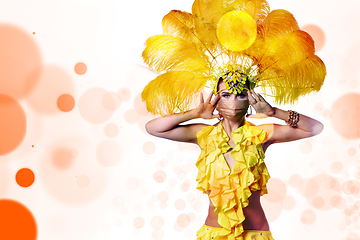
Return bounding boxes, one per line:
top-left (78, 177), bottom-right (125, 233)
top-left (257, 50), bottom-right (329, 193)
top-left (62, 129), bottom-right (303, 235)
top-left (141, 0), bottom-right (326, 116)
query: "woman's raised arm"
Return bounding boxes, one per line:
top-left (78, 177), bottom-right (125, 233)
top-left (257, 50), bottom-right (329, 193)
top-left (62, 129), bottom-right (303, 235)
top-left (247, 89), bottom-right (324, 144)
top-left (145, 92), bottom-right (220, 143)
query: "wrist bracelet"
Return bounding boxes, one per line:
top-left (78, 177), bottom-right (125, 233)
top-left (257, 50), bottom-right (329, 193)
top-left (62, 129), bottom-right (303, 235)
top-left (287, 110), bottom-right (299, 128)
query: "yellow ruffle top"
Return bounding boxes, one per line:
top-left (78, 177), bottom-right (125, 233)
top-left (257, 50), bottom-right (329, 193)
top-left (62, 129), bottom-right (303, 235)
top-left (195, 120), bottom-right (270, 240)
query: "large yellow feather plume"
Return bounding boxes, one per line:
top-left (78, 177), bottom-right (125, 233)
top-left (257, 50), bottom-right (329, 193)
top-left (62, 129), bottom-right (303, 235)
top-left (162, 10), bottom-right (197, 43)
top-left (141, 71), bottom-right (210, 115)
top-left (141, 0), bottom-right (326, 115)
top-left (142, 35), bottom-right (209, 73)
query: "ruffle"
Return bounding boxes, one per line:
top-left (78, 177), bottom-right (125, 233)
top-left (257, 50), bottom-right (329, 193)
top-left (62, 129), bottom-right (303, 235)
top-left (195, 120), bottom-right (270, 240)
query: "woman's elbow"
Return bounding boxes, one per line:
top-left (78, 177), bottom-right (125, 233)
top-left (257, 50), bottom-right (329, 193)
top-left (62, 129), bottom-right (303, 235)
top-left (145, 121), bottom-right (155, 136)
top-left (311, 122), bottom-right (324, 136)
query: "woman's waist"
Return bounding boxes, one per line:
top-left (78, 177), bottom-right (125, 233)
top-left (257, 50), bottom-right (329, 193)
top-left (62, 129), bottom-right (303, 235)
top-left (206, 208), bottom-right (269, 231)
top-left (206, 191), bottom-right (269, 230)
top-left (207, 200), bottom-right (266, 219)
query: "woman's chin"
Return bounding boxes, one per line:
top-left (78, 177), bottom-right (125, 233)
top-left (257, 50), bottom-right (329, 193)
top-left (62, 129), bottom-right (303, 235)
top-left (222, 114), bottom-right (246, 122)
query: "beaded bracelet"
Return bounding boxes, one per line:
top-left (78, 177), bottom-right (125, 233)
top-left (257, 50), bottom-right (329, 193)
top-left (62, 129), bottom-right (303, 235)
top-left (287, 110), bottom-right (299, 128)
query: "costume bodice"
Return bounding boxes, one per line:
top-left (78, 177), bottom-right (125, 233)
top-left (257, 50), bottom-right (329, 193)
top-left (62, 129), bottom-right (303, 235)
top-left (195, 120), bottom-right (270, 240)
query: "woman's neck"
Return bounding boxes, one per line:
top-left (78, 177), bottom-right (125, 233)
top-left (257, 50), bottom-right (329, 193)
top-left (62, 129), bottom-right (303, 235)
top-left (221, 117), bottom-right (246, 135)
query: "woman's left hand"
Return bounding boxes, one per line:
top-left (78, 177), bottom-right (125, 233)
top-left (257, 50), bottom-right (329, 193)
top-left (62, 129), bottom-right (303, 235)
top-left (247, 89), bottom-right (275, 117)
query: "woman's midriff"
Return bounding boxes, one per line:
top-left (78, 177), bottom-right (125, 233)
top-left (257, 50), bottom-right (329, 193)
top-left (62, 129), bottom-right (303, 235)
top-left (204, 190), bottom-right (270, 231)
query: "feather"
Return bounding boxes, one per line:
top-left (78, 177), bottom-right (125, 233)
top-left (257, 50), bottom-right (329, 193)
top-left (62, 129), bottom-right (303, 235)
top-left (260, 9), bottom-right (299, 37)
top-left (258, 55), bottom-right (326, 104)
top-left (141, 71), bottom-right (210, 115)
top-left (191, 0), bottom-right (232, 53)
top-left (142, 35), bottom-right (210, 73)
top-left (162, 10), bottom-right (197, 43)
top-left (245, 9), bottom-right (300, 60)
top-left (191, 0), bottom-right (269, 52)
top-left (258, 30), bottom-right (315, 70)
top-left (141, 1), bottom-right (326, 114)
top-left (236, 0), bottom-right (270, 22)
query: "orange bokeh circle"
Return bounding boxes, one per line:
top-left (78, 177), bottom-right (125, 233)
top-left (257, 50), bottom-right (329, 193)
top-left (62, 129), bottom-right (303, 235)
top-left (16, 168), bottom-right (35, 187)
top-left (0, 24), bottom-right (42, 99)
top-left (57, 94), bottom-right (75, 112)
top-left (0, 199), bottom-right (37, 240)
top-left (0, 94), bottom-right (27, 155)
top-left (74, 62), bottom-right (87, 75)
top-left (301, 24), bottom-right (326, 52)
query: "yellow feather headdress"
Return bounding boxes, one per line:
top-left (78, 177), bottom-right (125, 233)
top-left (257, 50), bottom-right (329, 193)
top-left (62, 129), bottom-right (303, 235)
top-left (141, 0), bottom-right (326, 116)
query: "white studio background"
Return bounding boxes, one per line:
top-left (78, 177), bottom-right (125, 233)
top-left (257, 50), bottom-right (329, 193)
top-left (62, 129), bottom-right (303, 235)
top-left (0, 0), bottom-right (359, 240)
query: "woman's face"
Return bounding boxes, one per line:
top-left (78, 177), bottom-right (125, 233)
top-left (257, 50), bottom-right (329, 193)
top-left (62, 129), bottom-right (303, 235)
top-left (217, 81), bottom-right (249, 100)
top-left (216, 81), bottom-right (249, 120)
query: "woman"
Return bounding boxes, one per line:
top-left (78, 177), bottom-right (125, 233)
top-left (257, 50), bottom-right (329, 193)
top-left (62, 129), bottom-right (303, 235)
top-left (145, 80), bottom-right (323, 240)
top-left (141, 1), bottom-right (326, 239)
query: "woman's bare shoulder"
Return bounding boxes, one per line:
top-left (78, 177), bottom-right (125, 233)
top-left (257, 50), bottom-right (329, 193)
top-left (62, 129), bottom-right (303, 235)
top-left (254, 123), bottom-right (275, 143)
top-left (255, 123), bottom-right (274, 133)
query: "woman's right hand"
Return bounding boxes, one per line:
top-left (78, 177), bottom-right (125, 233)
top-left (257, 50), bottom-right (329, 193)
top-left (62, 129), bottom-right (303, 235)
top-left (193, 92), bottom-right (221, 119)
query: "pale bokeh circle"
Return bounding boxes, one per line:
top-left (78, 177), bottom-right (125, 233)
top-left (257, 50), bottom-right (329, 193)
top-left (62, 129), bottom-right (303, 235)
top-left (96, 140), bottom-right (122, 167)
top-left (112, 196), bottom-right (124, 208)
top-left (76, 175), bottom-right (90, 188)
top-left (346, 233), bottom-right (360, 240)
top-left (348, 148), bottom-right (357, 156)
top-left (159, 202), bottom-right (167, 209)
top-left (115, 219), bottom-right (123, 227)
top-left (264, 178), bottom-right (286, 203)
top-left (289, 174), bottom-right (302, 188)
top-left (331, 93), bottom-right (360, 139)
top-left (120, 207), bottom-right (129, 215)
top-left (157, 191), bottom-right (169, 202)
top-left (331, 161), bottom-right (344, 174)
top-left (153, 170), bottom-right (166, 183)
top-left (152, 229), bottom-right (164, 240)
top-left (133, 217), bottom-right (145, 229)
top-left (134, 93), bottom-right (150, 117)
top-left (102, 91), bottom-right (121, 112)
top-left (78, 88), bottom-right (113, 124)
top-left (150, 216), bottom-right (164, 229)
top-left (104, 123), bottom-right (119, 138)
top-left (176, 214), bottom-right (191, 228)
top-left (330, 195), bottom-right (347, 209)
top-left (312, 196), bottom-right (325, 209)
top-left (117, 88), bottom-right (131, 102)
top-left (68, 148), bottom-right (79, 159)
top-left (175, 199), bottom-right (186, 210)
top-left (261, 198), bottom-right (282, 222)
top-left (300, 178), bottom-right (319, 198)
top-left (124, 109), bottom-right (139, 124)
top-left (40, 136), bottom-right (108, 204)
top-left (300, 209), bottom-right (317, 225)
top-left (299, 140), bottom-right (313, 154)
top-left (282, 195), bottom-right (296, 210)
top-left (27, 65), bottom-right (75, 114)
top-left (143, 141), bottom-right (156, 155)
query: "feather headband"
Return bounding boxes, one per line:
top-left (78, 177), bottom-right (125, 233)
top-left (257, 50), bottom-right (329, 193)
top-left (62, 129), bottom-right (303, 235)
top-left (141, 0), bottom-right (326, 116)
